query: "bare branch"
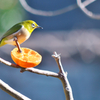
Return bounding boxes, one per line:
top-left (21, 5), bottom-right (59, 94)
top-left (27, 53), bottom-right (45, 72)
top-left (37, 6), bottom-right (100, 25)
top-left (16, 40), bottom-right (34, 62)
top-left (52, 52), bottom-right (74, 100)
top-left (0, 56), bottom-right (58, 99)
top-left (24, 68), bottom-right (59, 78)
top-left (77, 0), bottom-right (100, 19)
top-left (19, 0), bottom-right (78, 16)
top-left (0, 57), bottom-right (59, 78)
top-left (0, 57), bottom-right (19, 68)
top-left (0, 79), bottom-right (31, 100)
top-left (83, 0), bottom-right (96, 6)
top-left (0, 52), bottom-right (73, 100)
top-left (19, 0), bottom-right (98, 18)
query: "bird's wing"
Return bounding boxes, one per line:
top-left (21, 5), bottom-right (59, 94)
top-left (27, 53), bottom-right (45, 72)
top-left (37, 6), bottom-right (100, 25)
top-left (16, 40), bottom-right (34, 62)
top-left (1, 24), bottom-right (22, 39)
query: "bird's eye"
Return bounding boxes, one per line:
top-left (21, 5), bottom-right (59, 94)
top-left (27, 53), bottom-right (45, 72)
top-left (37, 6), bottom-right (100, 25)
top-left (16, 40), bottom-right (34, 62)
top-left (32, 24), bottom-right (35, 27)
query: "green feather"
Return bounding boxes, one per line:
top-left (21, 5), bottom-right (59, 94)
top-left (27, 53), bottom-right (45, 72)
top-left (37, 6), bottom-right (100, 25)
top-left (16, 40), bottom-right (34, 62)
top-left (0, 24), bottom-right (22, 47)
top-left (1, 24), bottom-right (22, 39)
top-left (0, 20), bottom-right (41, 47)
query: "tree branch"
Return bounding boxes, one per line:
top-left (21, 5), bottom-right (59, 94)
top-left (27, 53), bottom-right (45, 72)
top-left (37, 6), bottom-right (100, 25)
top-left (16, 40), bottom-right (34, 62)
top-left (0, 52), bottom-right (74, 100)
top-left (77, 0), bottom-right (100, 19)
top-left (24, 68), bottom-right (59, 78)
top-left (0, 57), bottom-right (19, 68)
top-left (19, 0), bottom-right (98, 18)
top-left (19, 0), bottom-right (78, 16)
top-left (0, 57), bottom-right (59, 78)
top-left (0, 79), bottom-right (31, 100)
top-left (52, 52), bottom-right (74, 100)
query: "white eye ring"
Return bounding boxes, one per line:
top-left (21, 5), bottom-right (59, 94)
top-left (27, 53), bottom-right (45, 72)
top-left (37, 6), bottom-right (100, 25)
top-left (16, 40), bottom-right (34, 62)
top-left (32, 24), bottom-right (35, 28)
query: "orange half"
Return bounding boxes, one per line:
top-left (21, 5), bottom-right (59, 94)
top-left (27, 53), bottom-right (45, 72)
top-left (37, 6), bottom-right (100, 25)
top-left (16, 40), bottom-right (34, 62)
top-left (11, 47), bottom-right (42, 68)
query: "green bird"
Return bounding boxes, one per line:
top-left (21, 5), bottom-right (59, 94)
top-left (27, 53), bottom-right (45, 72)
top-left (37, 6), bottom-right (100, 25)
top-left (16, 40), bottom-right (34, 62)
top-left (0, 20), bottom-right (43, 47)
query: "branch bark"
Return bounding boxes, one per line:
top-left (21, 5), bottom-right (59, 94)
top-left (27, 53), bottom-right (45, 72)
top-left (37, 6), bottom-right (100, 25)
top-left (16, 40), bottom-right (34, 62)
top-left (19, 0), bottom-right (99, 19)
top-left (52, 52), bottom-right (74, 100)
top-left (19, 0), bottom-right (78, 16)
top-left (0, 79), bottom-right (31, 100)
top-left (0, 52), bottom-right (74, 100)
top-left (77, 0), bottom-right (100, 19)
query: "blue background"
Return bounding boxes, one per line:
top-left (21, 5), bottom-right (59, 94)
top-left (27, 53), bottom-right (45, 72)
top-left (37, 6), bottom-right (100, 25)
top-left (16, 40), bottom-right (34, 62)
top-left (0, 0), bottom-right (100, 100)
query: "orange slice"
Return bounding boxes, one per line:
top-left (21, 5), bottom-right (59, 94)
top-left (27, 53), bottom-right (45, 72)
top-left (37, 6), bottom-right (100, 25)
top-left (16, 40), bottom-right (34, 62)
top-left (11, 47), bottom-right (42, 68)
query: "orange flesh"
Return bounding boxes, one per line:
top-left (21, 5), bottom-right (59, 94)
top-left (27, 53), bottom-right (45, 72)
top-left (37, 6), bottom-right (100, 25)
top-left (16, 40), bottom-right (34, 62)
top-left (11, 48), bottom-right (42, 68)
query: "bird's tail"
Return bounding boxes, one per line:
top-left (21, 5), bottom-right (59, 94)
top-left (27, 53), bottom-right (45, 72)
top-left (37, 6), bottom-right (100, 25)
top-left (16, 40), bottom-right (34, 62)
top-left (0, 39), bottom-right (6, 47)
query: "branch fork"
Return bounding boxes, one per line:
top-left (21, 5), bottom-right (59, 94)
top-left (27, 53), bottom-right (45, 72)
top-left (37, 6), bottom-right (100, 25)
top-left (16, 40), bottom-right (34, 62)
top-left (0, 40), bottom-right (74, 100)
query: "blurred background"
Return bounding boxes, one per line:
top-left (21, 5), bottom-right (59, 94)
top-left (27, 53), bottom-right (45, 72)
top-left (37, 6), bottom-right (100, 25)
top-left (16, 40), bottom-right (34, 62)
top-left (0, 0), bottom-right (100, 100)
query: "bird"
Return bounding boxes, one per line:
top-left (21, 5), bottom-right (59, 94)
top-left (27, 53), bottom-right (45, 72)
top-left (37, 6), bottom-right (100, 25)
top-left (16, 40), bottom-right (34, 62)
top-left (0, 20), bottom-right (43, 47)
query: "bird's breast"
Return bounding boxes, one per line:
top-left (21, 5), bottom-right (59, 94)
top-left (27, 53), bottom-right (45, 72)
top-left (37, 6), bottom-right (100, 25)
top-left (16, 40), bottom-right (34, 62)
top-left (5, 26), bottom-right (30, 45)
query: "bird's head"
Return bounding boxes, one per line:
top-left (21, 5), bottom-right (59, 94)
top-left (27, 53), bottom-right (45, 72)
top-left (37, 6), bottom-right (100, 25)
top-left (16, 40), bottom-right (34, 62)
top-left (21, 20), bottom-right (43, 34)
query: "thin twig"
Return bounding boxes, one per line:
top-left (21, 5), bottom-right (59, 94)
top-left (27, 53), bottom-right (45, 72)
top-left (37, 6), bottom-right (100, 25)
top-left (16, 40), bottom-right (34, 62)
top-left (0, 57), bottom-right (19, 68)
top-left (19, 0), bottom-right (78, 16)
top-left (52, 52), bottom-right (74, 100)
top-left (77, 0), bottom-right (100, 19)
top-left (0, 56), bottom-right (59, 78)
top-left (0, 57), bottom-right (59, 99)
top-left (0, 79), bottom-right (31, 100)
top-left (24, 68), bottom-right (59, 78)
top-left (0, 52), bottom-right (73, 100)
top-left (19, 0), bottom-right (97, 18)
top-left (13, 37), bottom-right (22, 53)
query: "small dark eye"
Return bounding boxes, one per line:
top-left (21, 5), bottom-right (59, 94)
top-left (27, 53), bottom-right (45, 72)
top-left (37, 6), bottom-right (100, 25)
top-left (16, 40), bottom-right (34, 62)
top-left (32, 24), bottom-right (35, 27)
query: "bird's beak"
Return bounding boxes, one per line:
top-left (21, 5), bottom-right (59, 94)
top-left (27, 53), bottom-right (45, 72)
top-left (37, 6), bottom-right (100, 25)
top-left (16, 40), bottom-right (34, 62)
top-left (37, 25), bottom-right (43, 29)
